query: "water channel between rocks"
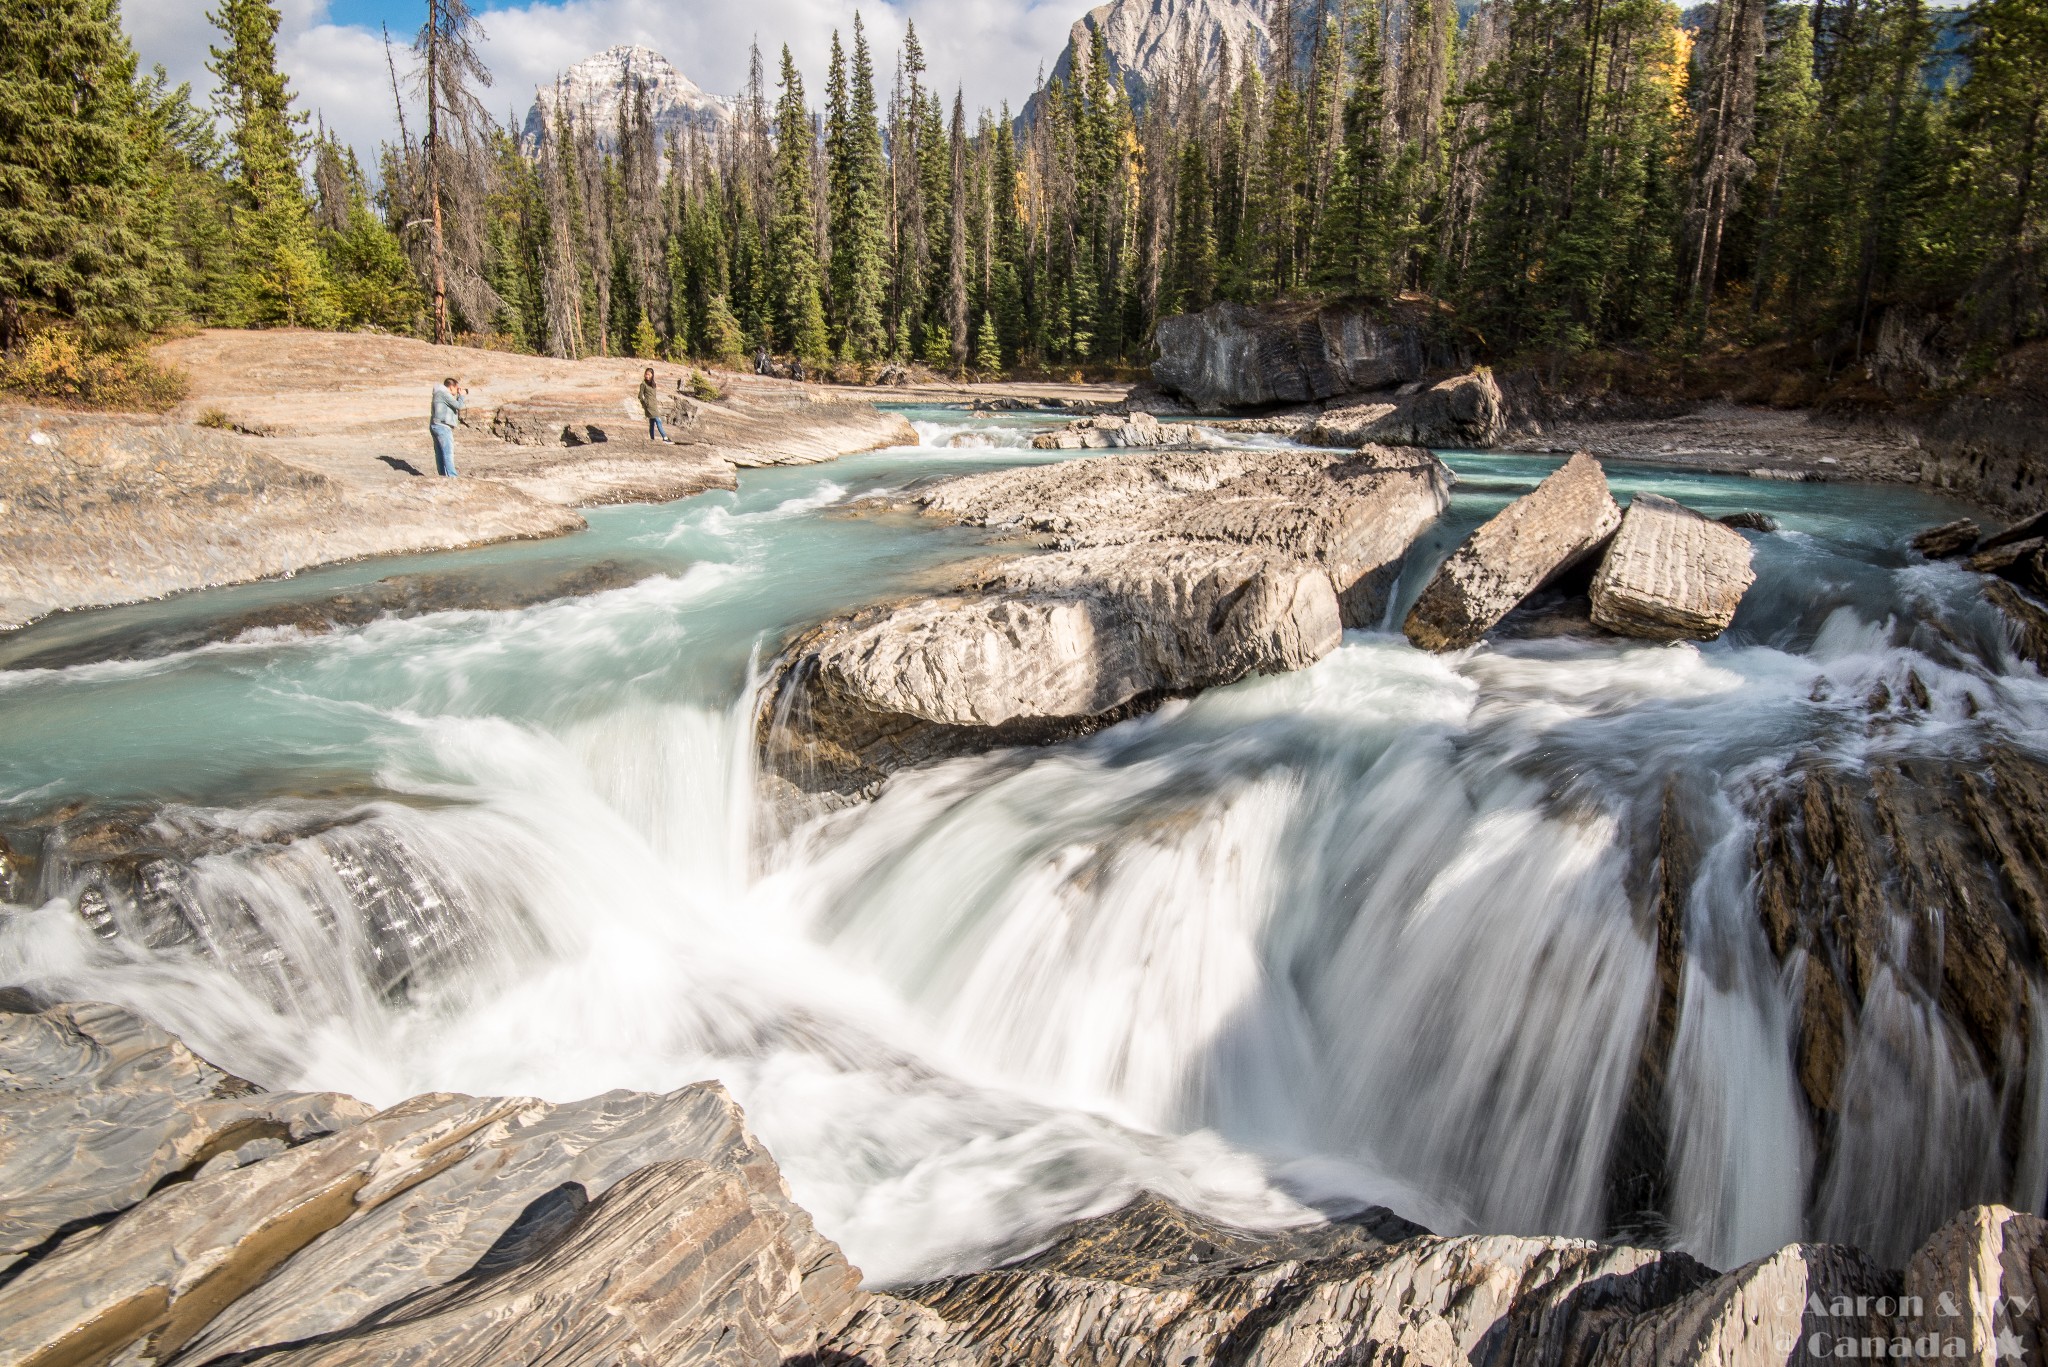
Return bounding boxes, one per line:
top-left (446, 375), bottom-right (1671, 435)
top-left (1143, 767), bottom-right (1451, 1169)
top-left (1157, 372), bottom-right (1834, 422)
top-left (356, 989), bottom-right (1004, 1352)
top-left (0, 405), bottom-right (2035, 1285)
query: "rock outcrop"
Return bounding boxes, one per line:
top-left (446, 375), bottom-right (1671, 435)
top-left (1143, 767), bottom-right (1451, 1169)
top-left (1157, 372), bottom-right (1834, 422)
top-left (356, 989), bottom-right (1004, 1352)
top-left (1305, 369), bottom-right (1509, 451)
top-left (1911, 518), bottom-right (1982, 558)
top-left (1403, 451), bottom-right (1621, 650)
top-left (759, 446), bottom-right (1450, 798)
top-left (0, 416), bottom-right (583, 633)
top-left (1152, 300), bottom-right (1435, 409)
top-left (1028, 412), bottom-right (1215, 449)
top-left (0, 1000), bottom-right (862, 1366)
top-left (6, 998), bottom-right (2048, 1367)
top-left (1589, 493), bottom-right (1757, 640)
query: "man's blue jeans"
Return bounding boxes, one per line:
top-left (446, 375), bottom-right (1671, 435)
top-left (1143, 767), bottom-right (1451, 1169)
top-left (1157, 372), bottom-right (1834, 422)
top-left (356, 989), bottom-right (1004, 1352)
top-left (429, 423), bottom-right (456, 476)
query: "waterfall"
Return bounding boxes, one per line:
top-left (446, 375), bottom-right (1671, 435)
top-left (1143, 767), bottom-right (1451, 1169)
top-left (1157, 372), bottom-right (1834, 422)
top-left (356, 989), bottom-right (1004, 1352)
top-left (2, 425), bottom-right (2043, 1285)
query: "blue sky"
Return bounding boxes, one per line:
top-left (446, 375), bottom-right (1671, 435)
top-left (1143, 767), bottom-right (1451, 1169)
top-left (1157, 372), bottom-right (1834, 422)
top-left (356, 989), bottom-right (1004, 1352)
top-left (124, 0), bottom-right (1077, 160)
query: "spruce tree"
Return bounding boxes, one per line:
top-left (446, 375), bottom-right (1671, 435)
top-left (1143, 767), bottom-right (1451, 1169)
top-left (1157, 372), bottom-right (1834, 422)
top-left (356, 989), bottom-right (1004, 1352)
top-left (0, 0), bottom-right (160, 346)
top-left (830, 16), bottom-right (888, 362)
top-left (209, 0), bottom-right (337, 327)
top-left (769, 46), bottom-right (829, 365)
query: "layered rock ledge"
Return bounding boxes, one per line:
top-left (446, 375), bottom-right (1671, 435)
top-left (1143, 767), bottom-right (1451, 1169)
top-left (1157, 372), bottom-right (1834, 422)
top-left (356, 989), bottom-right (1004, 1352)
top-left (758, 445), bottom-right (1451, 799)
top-left (3, 997), bottom-right (2044, 1367)
top-left (1589, 492), bottom-right (1757, 640)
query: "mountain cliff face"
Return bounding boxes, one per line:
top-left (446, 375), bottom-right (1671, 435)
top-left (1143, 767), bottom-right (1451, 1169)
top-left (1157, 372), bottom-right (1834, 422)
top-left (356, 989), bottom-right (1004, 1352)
top-left (521, 44), bottom-right (733, 152)
top-left (1027, 0), bottom-right (1272, 119)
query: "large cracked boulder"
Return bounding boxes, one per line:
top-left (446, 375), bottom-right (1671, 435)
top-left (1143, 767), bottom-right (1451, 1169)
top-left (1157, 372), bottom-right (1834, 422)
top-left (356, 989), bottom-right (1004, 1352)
top-left (1306, 368), bottom-right (1509, 451)
top-left (1589, 493), bottom-right (1757, 640)
top-left (759, 446), bottom-right (1451, 798)
top-left (1403, 451), bottom-right (1621, 651)
top-left (1151, 299), bottom-right (1432, 409)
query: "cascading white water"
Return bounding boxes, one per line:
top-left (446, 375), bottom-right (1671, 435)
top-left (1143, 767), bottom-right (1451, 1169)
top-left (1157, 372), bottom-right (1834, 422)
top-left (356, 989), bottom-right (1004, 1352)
top-left (2, 423), bottom-right (2044, 1284)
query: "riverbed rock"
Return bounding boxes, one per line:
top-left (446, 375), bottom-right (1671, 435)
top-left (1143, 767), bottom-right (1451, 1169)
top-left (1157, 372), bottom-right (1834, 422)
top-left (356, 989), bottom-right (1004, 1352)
top-left (0, 1000), bottom-right (863, 1366)
top-left (1403, 451), bottom-right (1622, 651)
top-left (1305, 368), bottom-right (1509, 451)
top-left (1151, 299), bottom-right (1433, 409)
top-left (1912, 518), bottom-right (1982, 558)
top-left (759, 447), bottom-right (1450, 798)
top-left (1588, 493), bottom-right (1756, 640)
top-left (1748, 748), bottom-right (2048, 1263)
top-left (1028, 412), bottom-right (1214, 450)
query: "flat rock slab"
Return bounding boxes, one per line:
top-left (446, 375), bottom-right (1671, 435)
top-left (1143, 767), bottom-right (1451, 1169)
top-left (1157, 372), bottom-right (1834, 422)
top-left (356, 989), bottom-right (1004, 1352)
top-left (1589, 492), bottom-right (1756, 640)
top-left (1404, 451), bottom-right (1621, 651)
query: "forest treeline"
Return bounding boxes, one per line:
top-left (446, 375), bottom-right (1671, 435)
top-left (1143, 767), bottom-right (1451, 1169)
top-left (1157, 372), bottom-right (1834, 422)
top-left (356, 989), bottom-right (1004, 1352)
top-left (1, 0), bottom-right (2044, 399)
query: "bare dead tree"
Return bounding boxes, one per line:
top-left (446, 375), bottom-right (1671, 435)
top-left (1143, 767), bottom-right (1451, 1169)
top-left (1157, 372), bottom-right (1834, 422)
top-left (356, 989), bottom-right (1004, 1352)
top-left (413, 0), bottom-right (497, 343)
top-left (1682, 0), bottom-right (1766, 320)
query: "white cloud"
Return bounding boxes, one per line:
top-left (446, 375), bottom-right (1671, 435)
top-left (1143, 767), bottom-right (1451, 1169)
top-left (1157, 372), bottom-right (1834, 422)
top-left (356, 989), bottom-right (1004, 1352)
top-left (123, 0), bottom-right (1085, 164)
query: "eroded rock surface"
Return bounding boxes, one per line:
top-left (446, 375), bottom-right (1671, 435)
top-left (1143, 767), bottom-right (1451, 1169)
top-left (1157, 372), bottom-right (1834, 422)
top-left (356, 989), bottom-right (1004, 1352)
top-left (758, 446), bottom-right (1451, 797)
top-left (1152, 299), bottom-right (1434, 409)
top-left (1589, 493), bottom-right (1757, 640)
top-left (0, 1001), bottom-right (862, 1367)
top-left (1029, 412), bottom-right (1215, 450)
top-left (1305, 368), bottom-right (1508, 451)
top-left (1403, 451), bottom-right (1621, 651)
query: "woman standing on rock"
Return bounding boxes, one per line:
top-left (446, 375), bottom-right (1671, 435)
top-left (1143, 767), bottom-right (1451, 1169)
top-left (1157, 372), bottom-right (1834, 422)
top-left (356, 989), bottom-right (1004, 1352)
top-left (429, 377), bottom-right (466, 477)
top-left (640, 368), bottom-right (672, 443)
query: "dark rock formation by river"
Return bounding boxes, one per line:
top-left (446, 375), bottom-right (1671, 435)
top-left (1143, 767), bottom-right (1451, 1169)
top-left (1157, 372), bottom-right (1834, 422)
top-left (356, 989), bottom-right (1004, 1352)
top-left (756, 446), bottom-right (1451, 799)
top-left (2, 998), bottom-right (2042, 1367)
top-left (1151, 299), bottom-right (1444, 410)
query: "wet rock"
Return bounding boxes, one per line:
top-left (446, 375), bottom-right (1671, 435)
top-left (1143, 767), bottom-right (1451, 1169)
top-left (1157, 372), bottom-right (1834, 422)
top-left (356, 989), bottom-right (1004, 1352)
top-left (1589, 493), bottom-right (1756, 640)
top-left (1987, 579), bottom-right (2048, 670)
top-left (760, 448), bottom-right (1450, 798)
top-left (0, 1001), bottom-right (863, 1366)
top-left (1968, 537), bottom-right (2048, 600)
top-left (1748, 749), bottom-right (2048, 1261)
top-left (1403, 451), bottom-right (1622, 651)
top-left (1717, 510), bottom-right (1780, 533)
top-left (1305, 368), bottom-right (1509, 451)
top-left (1151, 299), bottom-right (1432, 409)
top-left (1028, 412), bottom-right (1214, 450)
top-left (1911, 518), bottom-right (1981, 558)
top-left (1975, 506), bottom-right (2048, 555)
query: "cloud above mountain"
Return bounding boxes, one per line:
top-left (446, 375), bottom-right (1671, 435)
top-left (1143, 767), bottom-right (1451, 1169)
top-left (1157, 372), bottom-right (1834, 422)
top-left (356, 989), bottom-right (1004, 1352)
top-left (124, 0), bottom-right (1082, 163)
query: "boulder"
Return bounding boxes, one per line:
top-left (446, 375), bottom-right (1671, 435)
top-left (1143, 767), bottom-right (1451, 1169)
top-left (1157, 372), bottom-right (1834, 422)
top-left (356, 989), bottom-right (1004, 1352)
top-left (1028, 412), bottom-right (1215, 450)
top-left (1588, 493), bottom-right (1756, 640)
top-left (1899, 1205), bottom-right (2047, 1361)
top-left (1403, 451), bottom-right (1622, 651)
top-left (1305, 368), bottom-right (1508, 451)
top-left (1975, 506), bottom-right (2048, 554)
top-left (760, 447), bottom-right (1450, 797)
top-left (0, 1001), bottom-right (863, 1366)
top-left (1151, 299), bottom-right (1431, 409)
top-left (1910, 518), bottom-right (1981, 558)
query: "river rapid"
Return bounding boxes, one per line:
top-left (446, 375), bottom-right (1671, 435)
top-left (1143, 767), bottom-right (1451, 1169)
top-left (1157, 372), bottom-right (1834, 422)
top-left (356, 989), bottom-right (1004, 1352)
top-left (1, 408), bottom-right (2041, 1283)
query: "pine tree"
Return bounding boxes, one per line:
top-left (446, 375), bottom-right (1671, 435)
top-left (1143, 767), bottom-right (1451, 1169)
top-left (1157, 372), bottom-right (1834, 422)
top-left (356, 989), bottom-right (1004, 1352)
top-left (769, 45), bottom-right (829, 365)
top-left (1940, 0), bottom-right (2047, 343)
top-left (209, 0), bottom-right (337, 327)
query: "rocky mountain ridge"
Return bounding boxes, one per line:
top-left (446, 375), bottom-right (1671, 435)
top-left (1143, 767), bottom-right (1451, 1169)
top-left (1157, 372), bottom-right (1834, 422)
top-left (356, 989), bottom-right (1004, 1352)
top-left (520, 44), bottom-right (733, 153)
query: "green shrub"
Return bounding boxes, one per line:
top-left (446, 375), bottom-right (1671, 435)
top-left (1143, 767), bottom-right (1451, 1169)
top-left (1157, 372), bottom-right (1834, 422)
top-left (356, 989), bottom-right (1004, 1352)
top-left (687, 369), bottom-right (724, 402)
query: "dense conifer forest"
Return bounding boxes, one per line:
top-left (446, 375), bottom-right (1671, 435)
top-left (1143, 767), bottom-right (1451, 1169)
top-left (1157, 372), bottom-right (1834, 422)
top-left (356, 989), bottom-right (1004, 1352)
top-left (1, 0), bottom-right (2043, 400)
